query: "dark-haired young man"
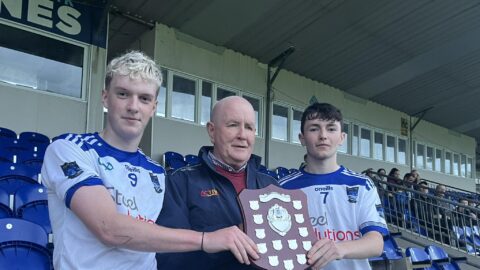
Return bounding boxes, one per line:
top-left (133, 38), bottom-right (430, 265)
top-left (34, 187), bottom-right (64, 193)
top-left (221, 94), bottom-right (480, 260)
top-left (279, 102), bottom-right (388, 270)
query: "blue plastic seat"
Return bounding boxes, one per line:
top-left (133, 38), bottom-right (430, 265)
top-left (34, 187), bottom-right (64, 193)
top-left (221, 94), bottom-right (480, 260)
top-left (425, 245), bottom-right (449, 263)
top-left (0, 218), bottom-right (52, 269)
top-left (406, 247), bottom-right (431, 268)
top-left (163, 151), bottom-right (186, 171)
top-left (463, 226), bottom-right (480, 248)
top-left (185, 154), bottom-right (201, 166)
top-left (425, 245), bottom-right (465, 270)
top-left (16, 151), bottom-right (44, 175)
top-left (275, 166), bottom-right (289, 179)
top-left (288, 168), bottom-right (299, 174)
top-left (18, 131), bottom-right (50, 145)
top-left (0, 137), bottom-right (32, 154)
top-left (14, 184), bottom-right (51, 234)
top-left (0, 188), bottom-right (13, 218)
top-left (0, 163), bottom-right (39, 194)
top-left (369, 232), bottom-right (403, 262)
top-left (263, 169), bottom-right (278, 179)
top-left (0, 127), bottom-right (16, 139)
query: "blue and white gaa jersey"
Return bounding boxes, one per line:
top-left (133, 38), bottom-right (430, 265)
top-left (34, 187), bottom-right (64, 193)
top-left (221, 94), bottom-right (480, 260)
top-left (41, 133), bottom-right (165, 270)
top-left (279, 166), bottom-right (388, 270)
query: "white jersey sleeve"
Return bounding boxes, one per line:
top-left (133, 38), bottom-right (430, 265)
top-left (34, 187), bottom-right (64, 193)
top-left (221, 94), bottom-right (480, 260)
top-left (357, 178), bottom-right (387, 235)
top-left (41, 135), bottom-right (102, 206)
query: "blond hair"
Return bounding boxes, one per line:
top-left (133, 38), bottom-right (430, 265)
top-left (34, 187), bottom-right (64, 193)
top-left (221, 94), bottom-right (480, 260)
top-left (105, 51), bottom-right (162, 96)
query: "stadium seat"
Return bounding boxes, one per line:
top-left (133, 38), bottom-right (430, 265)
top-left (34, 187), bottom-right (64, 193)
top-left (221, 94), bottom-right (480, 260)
top-left (14, 184), bottom-right (51, 234)
top-left (0, 163), bottom-right (39, 194)
top-left (0, 127), bottom-right (16, 139)
top-left (18, 131), bottom-right (50, 145)
top-left (463, 226), bottom-right (480, 247)
top-left (288, 168), bottom-right (299, 174)
top-left (275, 166), bottom-right (289, 179)
top-left (0, 218), bottom-right (52, 269)
top-left (452, 225), bottom-right (476, 253)
top-left (264, 169), bottom-right (278, 179)
top-left (185, 154), bottom-right (201, 166)
top-left (163, 151), bottom-right (186, 171)
top-left (15, 151), bottom-right (44, 175)
top-left (0, 188), bottom-right (13, 218)
top-left (406, 247), bottom-right (432, 269)
top-left (0, 138), bottom-right (37, 159)
top-left (369, 232), bottom-right (403, 262)
top-left (0, 151), bottom-right (13, 163)
top-left (425, 245), bottom-right (466, 270)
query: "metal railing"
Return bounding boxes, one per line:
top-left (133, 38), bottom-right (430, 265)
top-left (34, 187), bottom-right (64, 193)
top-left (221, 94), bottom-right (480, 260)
top-left (370, 173), bottom-right (480, 258)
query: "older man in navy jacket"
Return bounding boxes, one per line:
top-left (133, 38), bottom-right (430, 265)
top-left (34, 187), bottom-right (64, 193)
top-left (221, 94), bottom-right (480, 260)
top-left (156, 96), bottom-right (278, 269)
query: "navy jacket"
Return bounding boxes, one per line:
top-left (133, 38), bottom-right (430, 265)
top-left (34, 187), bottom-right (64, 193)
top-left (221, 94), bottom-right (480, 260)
top-left (156, 146), bottom-right (278, 269)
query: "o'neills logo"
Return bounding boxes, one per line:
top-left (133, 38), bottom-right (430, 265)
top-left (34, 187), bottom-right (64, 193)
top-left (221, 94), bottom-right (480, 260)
top-left (200, 189), bottom-right (219, 197)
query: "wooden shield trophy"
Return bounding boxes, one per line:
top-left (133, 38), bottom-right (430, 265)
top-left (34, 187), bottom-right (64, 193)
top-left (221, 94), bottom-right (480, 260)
top-left (238, 184), bottom-right (317, 270)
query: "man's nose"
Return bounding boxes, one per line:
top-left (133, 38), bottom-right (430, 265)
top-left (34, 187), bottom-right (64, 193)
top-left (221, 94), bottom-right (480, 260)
top-left (126, 96), bottom-right (139, 112)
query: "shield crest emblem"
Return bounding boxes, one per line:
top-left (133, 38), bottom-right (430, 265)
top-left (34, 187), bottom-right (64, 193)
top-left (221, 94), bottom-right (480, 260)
top-left (238, 184), bottom-right (317, 270)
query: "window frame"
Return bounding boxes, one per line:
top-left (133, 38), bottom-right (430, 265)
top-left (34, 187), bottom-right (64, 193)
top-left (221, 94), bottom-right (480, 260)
top-left (0, 19), bottom-right (90, 101)
top-left (241, 92), bottom-right (263, 138)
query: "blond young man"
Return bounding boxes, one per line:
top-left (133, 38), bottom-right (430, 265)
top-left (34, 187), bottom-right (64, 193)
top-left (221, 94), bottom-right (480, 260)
top-left (42, 52), bottom-right (258, 270)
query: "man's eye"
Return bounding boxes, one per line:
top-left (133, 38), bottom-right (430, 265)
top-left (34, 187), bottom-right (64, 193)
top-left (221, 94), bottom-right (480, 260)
top-left (140, 96), bottom-right (152, 103)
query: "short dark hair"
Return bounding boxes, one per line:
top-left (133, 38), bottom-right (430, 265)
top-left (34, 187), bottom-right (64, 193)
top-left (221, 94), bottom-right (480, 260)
top-left (300, 103), bottom-right (343, 133)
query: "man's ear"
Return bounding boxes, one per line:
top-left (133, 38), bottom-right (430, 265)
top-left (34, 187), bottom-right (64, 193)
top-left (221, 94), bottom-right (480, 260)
top-left (101, 89), bottom-right (108, 109)
top-left (299, 132), bottom-right (305, 146)
top-left (206, 122), bottom-right (215, 144)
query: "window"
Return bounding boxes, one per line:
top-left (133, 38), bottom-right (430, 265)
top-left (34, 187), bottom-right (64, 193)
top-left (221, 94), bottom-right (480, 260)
top-left (352, 124), bottom-right (359, 156)
top-left (386, 135), bottom-right (395, 162)
top-left (373, 132), bottom-right (383, 160)
top-left (272, 104), bottom-right (288, 141)
top-left (445, 152), bottom-right (452, 174)
top-left (217, 87), bottom-right (235, 101)
top-left (453, 154), bottom-right (459, 176)
top-left (0, 23), bottom-right (85, 98)
top-left (171, 75), bottom-right (196, 121)
top-left (200, 81), bottom-right (212, 125)
top-left (467, 158), bottom-right (473, 178)
top-left (426, 146), bottom-right (433, 170)
top-left (435, 149), bottom-right (442, 172)
top-left (416, 143), bottom-right (425, 169)
top-left (461, 155), bottom-right (467, 177)
top-left (156, 69), bottom-right (167, 117)
top-left (291, 109), bottom-right (302, 144)
top-left (398, 138), bottom-right (407, 165)
top-left (243, 95), bottom-right (261, 136)
top-left (360, 128), bottom-right (371, 157)
top-left (338, 123), bottom-right (349, 153)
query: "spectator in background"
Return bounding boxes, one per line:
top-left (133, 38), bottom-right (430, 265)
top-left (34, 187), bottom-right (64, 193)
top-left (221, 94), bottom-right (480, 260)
top-left (387, 168), bottom-right (401, 192)
top-left (403, 173), bottom-right (416, 189)
top-left (432, 184), bottom-right (453, 242)
top-left (362, 168), bottom-right (375, 179)
top-left (411, 169), bottom-right (421, 189)
top-left (374, 168), bottom-right (386, 182)
top-left (455, 198), bottom-right (478, 228)
top-left (410, 181), bottom-right (435, 238)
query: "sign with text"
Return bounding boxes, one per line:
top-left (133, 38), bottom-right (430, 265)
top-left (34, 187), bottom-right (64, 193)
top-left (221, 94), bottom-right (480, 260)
top-left (0, 0), bottom-right (108, 47)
